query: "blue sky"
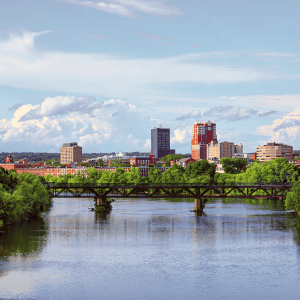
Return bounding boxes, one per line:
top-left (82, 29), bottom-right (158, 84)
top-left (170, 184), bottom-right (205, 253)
top-left (0, 0), bottom-right (300, 153)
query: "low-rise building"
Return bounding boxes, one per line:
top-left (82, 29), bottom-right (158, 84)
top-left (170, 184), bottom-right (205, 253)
top-left (129, 155), bottom-right (155, 167)
top-left (6, 154), bottom-right (13, 164)
top-left (256, 142), bottom-right (293, 162)
top-left (176, 157), bottom-right (195, 167)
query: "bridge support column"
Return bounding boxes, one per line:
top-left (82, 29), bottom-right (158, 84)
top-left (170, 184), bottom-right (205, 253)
top-left (95, 197), bottom-right (108, 212)
top-left (193, 198), bottom-right (207, 216)
top-left (94, 197), bottom-right (114, 212)
top-left (194, 198), bottom-right (203, 214)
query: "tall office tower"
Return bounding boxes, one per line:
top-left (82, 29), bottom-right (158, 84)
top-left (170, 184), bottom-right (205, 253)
top-left (191, 120), bottom-right (217, 160)
top-left (151, 125), bottom-right (175, 159)
top-left (60, 142), bottom-right (82, 165)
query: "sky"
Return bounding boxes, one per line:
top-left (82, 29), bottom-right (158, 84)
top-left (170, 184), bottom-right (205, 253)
top-left (1, 0), bottom-right (300, 154)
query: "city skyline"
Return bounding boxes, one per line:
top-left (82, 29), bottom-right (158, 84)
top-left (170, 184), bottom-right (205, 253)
top-left (1, 1), bottom-right (300, 153)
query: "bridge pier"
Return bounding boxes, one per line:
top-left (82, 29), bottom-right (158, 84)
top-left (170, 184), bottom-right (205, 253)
top-left (95, 197), bottom-right (108, 212)
top-left (193, 198), bottom-right (208, 216)
top-left (94, 197), bottom-right (114, 212)
top-left (194, 198), bottom-right (203, 215)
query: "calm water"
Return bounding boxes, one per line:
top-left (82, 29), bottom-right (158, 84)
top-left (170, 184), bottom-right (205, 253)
top-left (1, 197), bottom-right (300, 300)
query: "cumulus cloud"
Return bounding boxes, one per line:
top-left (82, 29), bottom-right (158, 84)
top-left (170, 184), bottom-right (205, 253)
top-left (63, 0), bottom-right (184, 18)
top-left (171, 126), bottom-right (192, 146)
top-left (0, 31), bottom-right (274, 101)
top-left (255, 108), bottom-right (300, 148)
top-left (273, 118), bottom-right (300, 132)
top-left (19, 96), bottom-right (96, 121)
top-left (176, 110), bottom-right (201, 121)
top-left (0, 97), bottom-right (157, 152)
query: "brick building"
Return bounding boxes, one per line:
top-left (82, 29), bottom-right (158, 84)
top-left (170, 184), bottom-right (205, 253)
top-left (6, 154), bottom-right (13, 164)
top-left (256, 142), bottom-right (293, 162)
top-left (129, 155), bottom-right (155, 167)
top-left (191, 120), bottom-right (217, 160)
top-left (60, 142), bottom-right (82, 165)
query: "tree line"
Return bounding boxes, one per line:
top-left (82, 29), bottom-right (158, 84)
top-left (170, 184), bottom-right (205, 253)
top-left (0, 168), bottom-right (51, 228)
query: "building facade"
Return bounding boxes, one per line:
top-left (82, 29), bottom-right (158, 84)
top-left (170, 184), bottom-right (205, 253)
top-left (151, 126), bottom-right (175, 159)
top-left (60, 142), bottom-right (82, 165)
top-left (6, 154), bottom-right (13, 163)
top-left (206, 141), bottom-right (236, 160)
top-left (191, 120), bottom-right (217, 160)
top-left (129, 155), bottom-right (155, 167)
top-left (234, 143), bottom-right (243, 153)
top-left (256, 142), bottom-right (293, 162)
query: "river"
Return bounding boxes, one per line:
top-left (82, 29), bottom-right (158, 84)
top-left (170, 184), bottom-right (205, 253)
top-left (0, 197), bottom-right (300, 299)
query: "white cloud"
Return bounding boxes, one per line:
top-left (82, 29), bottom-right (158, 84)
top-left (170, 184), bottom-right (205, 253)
top-left (255, 107), bottom-right (300, 148)
top-left (171, 125), bottom-right (192, 146)
top-left (0, 96), bottom-right (156, 152)
top-left (63, 0), bottom-right (184, 18)
top-left (0, 31), bottom-right (274, 101)
top-left (19, 96), bottom-right (95, 121)
top-left (65, 0), bottom-right (137, 18)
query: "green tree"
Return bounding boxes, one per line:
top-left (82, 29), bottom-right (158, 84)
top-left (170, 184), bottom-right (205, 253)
top-left (185, 160), bottom-right (216, 183)
top-left (285, 182), bottom-right (300, 211)
top-left (160, 154), bottom-right (185, 163)
top-left (221, 158), bottom-right (247, 174)
top-left (147, 167), bottom-right (162, 184)
top-left (0, 167), bottom-right (18, 191)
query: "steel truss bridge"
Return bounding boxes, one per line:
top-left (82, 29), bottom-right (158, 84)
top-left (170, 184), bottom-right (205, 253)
top-left (44, 183), bottom-right (292, 200)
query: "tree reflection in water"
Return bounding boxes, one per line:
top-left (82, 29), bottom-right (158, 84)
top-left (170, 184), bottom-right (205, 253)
top-left (0, 216), bottom-right (48, 261)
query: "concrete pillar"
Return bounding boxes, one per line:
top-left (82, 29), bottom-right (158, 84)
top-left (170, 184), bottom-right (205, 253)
top-left (194, 198), bottom-right (203, 212)
top-left (193, 198), bottom-right (206, 216)
top-left (95, 197), bottom-right (107, 212)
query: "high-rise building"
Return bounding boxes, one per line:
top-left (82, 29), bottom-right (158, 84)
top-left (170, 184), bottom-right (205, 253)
top-left (151, 126), bottom-right (175, 159)
top-left (60, 142), bottom-right (82, 165)
top-left (256, 142), bottom-right (293, 162)
top-left (191, 120), bottom-right (217, 160)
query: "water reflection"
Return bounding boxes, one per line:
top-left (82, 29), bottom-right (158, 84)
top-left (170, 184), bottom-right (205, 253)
top-left (0, 197), bottom-right (300, 300)
top-left (0, 217), bottom-right (48, 261)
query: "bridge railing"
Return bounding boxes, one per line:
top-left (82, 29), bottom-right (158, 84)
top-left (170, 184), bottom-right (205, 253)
top-left (42, 182), bottom-right (294, 187)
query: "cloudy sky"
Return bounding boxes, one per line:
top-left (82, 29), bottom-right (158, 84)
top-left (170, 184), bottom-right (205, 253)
top-left (1, 0), bottom-right (300, 153)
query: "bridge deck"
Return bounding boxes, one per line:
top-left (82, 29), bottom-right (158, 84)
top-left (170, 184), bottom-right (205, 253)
top-left (44, 183), bottom-right (292, 199)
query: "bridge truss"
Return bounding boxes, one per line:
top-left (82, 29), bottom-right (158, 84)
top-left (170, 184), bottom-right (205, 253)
top-left (44, 183), bottom-right (292, 200)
